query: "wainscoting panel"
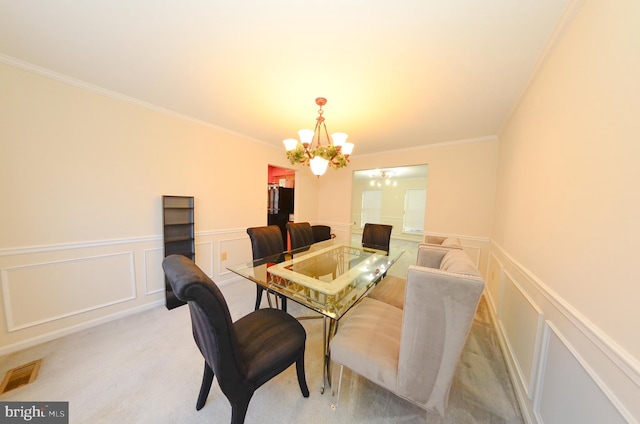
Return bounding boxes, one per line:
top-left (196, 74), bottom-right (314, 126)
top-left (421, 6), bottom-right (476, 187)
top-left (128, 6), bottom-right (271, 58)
top-left (144, 248), bottom-right (165, 295)
top-left (217, 236), bottom-right (251, 278)
top-left (499, 271), bottom-right (544, 398)
top-left (536, 323), bottom-right (627, 424)
top-left (461, 244), bottom-right (482, 268)
top-left (489, 242), bottom-right (639, 423)
top-left (0, 230), bottom-right (255, 355)
top-left (2, 252), bottom-right (136, 331)
top-left (332, 226), bottom-right (350, 244)
top-left (195, 241), bottom-right (214, 277)
top-left (486, 252), bottom-right (503, 315)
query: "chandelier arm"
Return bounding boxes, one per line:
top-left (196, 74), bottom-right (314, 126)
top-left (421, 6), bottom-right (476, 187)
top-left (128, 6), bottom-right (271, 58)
top-left (321, 120), bottom-right (331, 146)
top-left (304, 145), bottom-right (312, 161)
top-left (313, 119), bottom-right (323, 150)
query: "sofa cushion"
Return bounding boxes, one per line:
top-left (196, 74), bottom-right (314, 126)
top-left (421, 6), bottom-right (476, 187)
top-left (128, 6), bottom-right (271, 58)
top-left (330, 298), bottom-right (403, 392)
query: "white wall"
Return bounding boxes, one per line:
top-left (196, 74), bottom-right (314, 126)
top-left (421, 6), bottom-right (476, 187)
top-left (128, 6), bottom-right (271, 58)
top-left (490, 0), bottom-right (640, 422)
top-left (0, 61), bottom-right (314, 353)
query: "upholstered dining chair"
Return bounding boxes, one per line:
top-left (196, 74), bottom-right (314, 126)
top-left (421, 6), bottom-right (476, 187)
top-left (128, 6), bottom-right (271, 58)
top-left (358, 223), bottom-right (393, 277)
top-left (246, 225), bottom-right (288, 312)
top-left (286, 222), bottom-right (315, 252)
top-left (361, 223), bottom-right (393, 253)
top-left (311, 224), bottom-right (335, 243)
top-left (162, 255), bottom-right (309, 424)
top-left (330, 247), bottom-right (484, 418)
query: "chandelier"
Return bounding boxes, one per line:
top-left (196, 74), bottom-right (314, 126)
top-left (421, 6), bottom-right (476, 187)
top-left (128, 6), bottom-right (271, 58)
top-left (283, 97), bottom-right (354, 176)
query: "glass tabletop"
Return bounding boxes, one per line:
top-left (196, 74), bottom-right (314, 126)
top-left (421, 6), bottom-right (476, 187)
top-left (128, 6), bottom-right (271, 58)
top-left (227, 239), bottom-right (404, 319)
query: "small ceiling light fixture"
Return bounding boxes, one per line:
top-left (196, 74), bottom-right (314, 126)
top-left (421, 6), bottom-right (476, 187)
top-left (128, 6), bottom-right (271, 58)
top-left (283, 97), bottom-right (354, 176)
top-left (369, 170), bottom-right (397, 187)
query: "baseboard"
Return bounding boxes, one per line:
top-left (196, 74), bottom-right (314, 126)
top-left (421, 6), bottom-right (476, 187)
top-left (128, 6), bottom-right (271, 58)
top-left (0, 300), bottom-right (164, 357)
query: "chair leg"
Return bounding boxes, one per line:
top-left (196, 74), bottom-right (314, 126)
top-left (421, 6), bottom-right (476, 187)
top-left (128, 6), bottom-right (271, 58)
top-left (254, 286), bottom-right (263, 310)
top-left (260, 288), bottom-right (287, 312)
top-left (230, 393), bottom-right (252, 424)
top-left (196, 362), bottom-right (214, 410)
top-left (296, 353), bottom-right (310, 398)
top-left (331, 364), bottom-right (344, 410)
top-left (268, 292), bottom-right (287, 312)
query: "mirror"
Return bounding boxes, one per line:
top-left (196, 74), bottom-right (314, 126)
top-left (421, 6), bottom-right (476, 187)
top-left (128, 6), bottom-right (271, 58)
top-left (351, 164), bottom-right (428, 243)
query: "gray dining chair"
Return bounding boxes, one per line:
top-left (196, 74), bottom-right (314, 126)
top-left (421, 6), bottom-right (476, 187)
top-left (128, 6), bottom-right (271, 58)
top-left (330, 246), bottom-right (484, 418)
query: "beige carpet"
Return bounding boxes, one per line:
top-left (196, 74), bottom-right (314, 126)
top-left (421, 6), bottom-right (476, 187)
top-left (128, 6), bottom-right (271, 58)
top-left (0, 274), bottom-right (523, 423)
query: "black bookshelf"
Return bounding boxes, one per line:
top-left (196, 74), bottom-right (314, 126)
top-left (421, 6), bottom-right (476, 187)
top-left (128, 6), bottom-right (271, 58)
top-left (162, 195), bottom-right (195, 309)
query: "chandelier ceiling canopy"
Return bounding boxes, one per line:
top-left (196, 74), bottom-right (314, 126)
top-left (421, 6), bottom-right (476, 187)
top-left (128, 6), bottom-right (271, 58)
top-left (283, 97), bottom-right (354, 176)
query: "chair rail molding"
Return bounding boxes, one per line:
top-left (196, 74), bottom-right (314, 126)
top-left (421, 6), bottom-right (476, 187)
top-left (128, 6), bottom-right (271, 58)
top-left (491, 241), bottom-right (640, 385)
top-left (489, 240), bottom-right (640, 423)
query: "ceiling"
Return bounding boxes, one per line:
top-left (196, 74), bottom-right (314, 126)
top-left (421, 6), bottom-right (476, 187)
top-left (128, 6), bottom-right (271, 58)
top-left (0, 1), bottom-right (574, 155)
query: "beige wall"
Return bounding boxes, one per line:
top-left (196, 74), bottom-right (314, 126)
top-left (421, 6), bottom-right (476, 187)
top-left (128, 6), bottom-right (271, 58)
top-left (0, 62), bottom-right (328, 246)
top-left (316, 138), bottom-right (499, 239)
top-left (490, 0), bottom-right (640, 422)
top-left (315, 139), bottom-right (499, 274)
top-left (0, 61), bottom-right (499, 352)
top-left (0, 62), bottom-right (320, 352)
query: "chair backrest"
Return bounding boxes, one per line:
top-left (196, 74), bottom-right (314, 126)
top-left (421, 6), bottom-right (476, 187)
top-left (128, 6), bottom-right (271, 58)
top-left (162, 255), bottom-right (247, 397)
top-left (311, 225), bottom-right (333, 243)
top-left (361, 223), bottom-right (393, 252)
top-left (396, 263), bottom-right (484, 416)
top-left (421, 236), bottom-right (463, 249)
top-left (247, 225), bottom-right (285, 263)
top-left (286, 222), bottom-right (315, 250)
top-left (416, 245), bottom-right (481, 276)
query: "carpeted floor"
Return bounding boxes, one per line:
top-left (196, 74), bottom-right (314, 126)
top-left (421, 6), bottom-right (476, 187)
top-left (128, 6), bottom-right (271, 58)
top-left (0, 286), bottom-right (522, 423)
top-left (0, 239), bottom-right (523, 423)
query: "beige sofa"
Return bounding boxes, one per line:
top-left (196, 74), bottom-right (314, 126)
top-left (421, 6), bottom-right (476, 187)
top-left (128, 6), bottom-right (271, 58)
top-left (330, 245), bottom-right (485, 417)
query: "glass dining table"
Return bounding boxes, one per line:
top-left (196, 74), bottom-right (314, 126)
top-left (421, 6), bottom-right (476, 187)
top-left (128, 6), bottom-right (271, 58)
top-left (227, 238), bottom-right (404, 393)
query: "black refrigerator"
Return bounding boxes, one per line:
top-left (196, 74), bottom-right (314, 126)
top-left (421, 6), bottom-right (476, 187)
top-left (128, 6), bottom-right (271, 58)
top-left (267, 186), bottom-right (294, 248)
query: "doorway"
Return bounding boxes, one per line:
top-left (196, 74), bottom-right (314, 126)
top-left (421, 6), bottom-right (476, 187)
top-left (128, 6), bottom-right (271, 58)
top-left (267, 165), bottom-right (295, 248)
top-left (351, 164), bottom-right (428, 240)
top-left (351, 165), bottom-right (428, 276)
